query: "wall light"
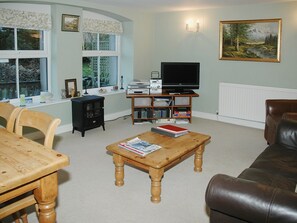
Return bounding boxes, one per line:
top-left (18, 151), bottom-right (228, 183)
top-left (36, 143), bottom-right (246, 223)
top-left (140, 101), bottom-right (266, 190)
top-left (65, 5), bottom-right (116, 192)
top-left (186, 20), bottom-right (199, 32)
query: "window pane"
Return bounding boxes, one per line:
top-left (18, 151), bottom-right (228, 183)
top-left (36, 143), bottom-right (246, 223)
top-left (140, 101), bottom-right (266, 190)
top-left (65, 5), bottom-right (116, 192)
top-left (99, 34), bottom-right (115, 51)
top-left (0, 27), bottom-right (14, 50)
top-left (19, 58), bottom-right (48, 96)
top-left (83, 57), bottom-right (98, 89)
top-left (17, 29), bottom-right (44, 50)
top-left (83, 33), bottom-right (98, 50)
top-left (82, 56), bottom-right (118, 89)
top-left (0, 59), bottom-right (17, 99)
top-left (100, 56), bottom-right (118, 87)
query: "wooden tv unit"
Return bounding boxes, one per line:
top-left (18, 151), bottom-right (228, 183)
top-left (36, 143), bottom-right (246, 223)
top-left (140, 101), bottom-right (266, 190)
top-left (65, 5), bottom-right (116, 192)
top-left (126, 91), bottom-right (199, 124)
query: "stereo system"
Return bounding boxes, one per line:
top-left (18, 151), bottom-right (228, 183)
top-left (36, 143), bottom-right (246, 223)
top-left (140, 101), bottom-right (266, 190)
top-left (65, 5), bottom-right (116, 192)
top-left (127, 81), bottom-right (150, 94)
top-left (149, 79), bottom-right (162, 94)
top-left (127, 70), bottom-right (162, 95)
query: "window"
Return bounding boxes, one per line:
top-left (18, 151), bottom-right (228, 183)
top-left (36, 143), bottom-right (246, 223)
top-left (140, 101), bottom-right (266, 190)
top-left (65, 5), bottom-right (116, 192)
top-left (0, 27), bottom-right (49, 100)
top-left (82, 32), bottom-right (120, 90)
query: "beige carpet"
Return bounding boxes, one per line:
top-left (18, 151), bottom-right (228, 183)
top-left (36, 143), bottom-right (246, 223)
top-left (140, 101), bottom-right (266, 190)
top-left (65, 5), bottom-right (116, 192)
top-left (3, 117), bottom-right (267, 223)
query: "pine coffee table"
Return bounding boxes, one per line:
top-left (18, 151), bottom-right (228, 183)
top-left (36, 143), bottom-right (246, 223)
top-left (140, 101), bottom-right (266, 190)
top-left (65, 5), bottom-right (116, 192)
top-left (106, 131), bottom-right (211, 203)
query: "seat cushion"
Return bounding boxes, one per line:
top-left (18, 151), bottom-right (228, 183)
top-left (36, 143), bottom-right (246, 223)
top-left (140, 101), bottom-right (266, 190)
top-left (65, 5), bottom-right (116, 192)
top-left (239, 168), bottom-right (297, 192)
top-left (249, 145), bottom-right (297, 178)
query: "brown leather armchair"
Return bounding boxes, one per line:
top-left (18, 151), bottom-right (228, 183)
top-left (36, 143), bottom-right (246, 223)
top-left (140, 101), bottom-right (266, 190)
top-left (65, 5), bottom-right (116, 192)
top-left (265, 99), bottom-right (297, 144)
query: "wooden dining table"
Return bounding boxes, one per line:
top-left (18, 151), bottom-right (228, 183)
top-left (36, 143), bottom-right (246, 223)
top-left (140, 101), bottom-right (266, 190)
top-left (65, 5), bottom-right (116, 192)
top-left (0, 128), bottom-right (70, 223)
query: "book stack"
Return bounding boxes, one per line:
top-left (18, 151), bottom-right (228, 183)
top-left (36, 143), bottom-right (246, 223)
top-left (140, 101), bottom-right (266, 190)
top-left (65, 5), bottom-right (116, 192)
top-left (118, 137), bottom-right (161, 156)
top-left (173, 110), bottom-right (191, 117)
top-left (151, 124), bottom-right (188, 138)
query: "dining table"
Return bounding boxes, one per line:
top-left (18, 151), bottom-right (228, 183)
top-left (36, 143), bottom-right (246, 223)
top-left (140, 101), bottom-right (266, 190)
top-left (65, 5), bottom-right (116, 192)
top-left (0, 128), bottom-right (70, 223)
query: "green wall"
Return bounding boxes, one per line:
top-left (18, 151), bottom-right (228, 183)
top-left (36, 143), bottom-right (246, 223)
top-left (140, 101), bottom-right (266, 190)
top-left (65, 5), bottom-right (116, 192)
top-left (152, 2), bottom-right (297, 114)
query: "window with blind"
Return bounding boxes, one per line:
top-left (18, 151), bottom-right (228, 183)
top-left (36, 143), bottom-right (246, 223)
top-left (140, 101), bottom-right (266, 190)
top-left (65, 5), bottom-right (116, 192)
top-left (82, 13), bottom-right (123, 90)
top-left (0, 6), bottom-right (51, 100)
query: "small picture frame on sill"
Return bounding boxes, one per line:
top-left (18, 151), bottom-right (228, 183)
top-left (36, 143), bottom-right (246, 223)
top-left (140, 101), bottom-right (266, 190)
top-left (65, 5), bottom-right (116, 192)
top-left (65, 78), bottom-right (77, 98)
top-left (61, 14), bottom-right (79, 32)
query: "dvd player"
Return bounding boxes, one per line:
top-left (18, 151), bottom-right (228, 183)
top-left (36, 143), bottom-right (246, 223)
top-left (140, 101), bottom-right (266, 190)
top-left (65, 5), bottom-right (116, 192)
top-left (127, 88), bottom-right (150, 94)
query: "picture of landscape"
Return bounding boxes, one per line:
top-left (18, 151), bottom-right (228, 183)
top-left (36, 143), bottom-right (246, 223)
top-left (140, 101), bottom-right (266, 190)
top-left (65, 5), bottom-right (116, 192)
top-left (61, 14), bottom-right (79, 32)
top-left (219, 19), bottom-right (281, 62)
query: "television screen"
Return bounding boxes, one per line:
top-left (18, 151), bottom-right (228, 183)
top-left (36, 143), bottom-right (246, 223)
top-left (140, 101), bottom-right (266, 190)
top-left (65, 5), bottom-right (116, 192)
top-left (161, 62), bottom-right (200, 93)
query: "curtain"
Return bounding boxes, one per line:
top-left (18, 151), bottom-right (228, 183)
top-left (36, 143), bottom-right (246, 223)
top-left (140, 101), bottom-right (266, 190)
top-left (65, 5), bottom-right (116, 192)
top-left (0, 8), bottom-right (51, 30)
top-left (83, 18), bottom-right (123, 35)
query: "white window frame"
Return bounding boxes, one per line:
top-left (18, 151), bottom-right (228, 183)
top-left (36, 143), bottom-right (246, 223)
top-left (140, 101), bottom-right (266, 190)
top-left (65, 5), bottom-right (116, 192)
top-left (82, 33), bottom-right (121, 93)
top-left (0, 28), bottom-right (51, 103)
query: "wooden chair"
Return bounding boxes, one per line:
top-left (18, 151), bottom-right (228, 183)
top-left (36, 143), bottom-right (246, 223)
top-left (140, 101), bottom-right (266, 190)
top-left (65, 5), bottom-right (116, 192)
top-left (15, 109), bottom-right (61, 149)
top-left (0, 108), bottom-right (61, 223)
top-left (0, 102), bottom-right (22, 132)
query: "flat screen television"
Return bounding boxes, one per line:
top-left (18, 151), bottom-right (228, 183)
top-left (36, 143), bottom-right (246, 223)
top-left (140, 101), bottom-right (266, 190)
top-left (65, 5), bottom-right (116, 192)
top-left (161, 62), bottom-right (200, 93)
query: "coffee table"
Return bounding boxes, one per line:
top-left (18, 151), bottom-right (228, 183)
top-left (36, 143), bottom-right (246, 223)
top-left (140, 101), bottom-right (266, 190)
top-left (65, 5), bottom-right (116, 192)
top-left (106, 131), bottom-right (211, 203)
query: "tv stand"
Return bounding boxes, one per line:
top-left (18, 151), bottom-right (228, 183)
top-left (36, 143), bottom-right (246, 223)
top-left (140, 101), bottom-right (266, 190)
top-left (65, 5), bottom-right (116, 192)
top-left (126, 91), bottom-right (199, 124)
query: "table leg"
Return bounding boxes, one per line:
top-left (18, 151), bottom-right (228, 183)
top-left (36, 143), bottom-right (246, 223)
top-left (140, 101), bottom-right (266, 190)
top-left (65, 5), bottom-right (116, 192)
top-left (149, 167), bottom-right (164, 203)
top-left (194, 144), bottom-right (205, 172)
top-left (34, 172), bottom-right (58, 223)
top-left (113, 154), bottom-right (124, 186)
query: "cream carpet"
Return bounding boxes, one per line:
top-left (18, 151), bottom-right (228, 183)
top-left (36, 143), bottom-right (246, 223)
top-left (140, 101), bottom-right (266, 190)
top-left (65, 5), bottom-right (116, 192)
top-left (3, 117), bottom-right (267, 223)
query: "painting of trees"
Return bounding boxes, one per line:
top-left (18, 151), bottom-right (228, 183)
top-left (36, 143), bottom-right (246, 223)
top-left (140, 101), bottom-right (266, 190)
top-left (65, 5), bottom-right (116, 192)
top-left (220, 19), bottom-right (281, 62)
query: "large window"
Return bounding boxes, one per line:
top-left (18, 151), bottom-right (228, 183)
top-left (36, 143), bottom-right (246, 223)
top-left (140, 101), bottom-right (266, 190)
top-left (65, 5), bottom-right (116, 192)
top-left (82, 32), bottom-right (119, 90)
top-left (0, 27), bottom-right (49, 100)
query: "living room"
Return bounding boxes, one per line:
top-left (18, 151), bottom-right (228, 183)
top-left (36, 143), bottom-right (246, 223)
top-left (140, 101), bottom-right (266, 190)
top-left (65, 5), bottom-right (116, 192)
top-left (1, 0), bottom-right (297, 223)
top-left (1, 0), bottom-right (297, 128)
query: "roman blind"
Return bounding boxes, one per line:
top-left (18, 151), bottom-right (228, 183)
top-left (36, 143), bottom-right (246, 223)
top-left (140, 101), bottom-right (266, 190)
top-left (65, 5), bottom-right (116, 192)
top-left (0, 8), bottom-right (51, 30)
top-left (83, 18), bottom-right (123, 35)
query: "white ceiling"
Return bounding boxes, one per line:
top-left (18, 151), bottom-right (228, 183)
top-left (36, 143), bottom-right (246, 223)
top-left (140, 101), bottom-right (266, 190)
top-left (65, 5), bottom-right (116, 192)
top-left (82, 0), bottom-right (292, 12)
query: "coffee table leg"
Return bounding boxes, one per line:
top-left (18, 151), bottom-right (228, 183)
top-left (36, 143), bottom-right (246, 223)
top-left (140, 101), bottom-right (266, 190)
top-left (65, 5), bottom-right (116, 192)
top-left (149, 167), bottom-right (164, 203)
top-left (113, 154), bottom-right (124, 186)
top-left (194, 144), bottom-right (205, 172)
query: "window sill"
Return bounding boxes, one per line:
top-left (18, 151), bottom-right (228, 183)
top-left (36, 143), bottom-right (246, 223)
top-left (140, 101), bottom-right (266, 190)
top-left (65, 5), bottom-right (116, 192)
top-left (7, 89), bottom-right (126, 108)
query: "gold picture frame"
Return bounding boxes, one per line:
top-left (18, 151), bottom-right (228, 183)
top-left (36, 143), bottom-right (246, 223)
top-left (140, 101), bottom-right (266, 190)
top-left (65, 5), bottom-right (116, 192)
top-left (219, 18), bottom-right (282, 62)
top-left (61, 14), bottom-right (79, 32)
top-left (65, 79), bottom-right (77, 98)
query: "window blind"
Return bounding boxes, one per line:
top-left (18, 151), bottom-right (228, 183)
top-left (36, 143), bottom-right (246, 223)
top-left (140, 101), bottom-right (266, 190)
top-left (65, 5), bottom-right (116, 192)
top-left (83, 18), bottom-right (123, 35)
top-left (0, 8), bottom-right (51, 30)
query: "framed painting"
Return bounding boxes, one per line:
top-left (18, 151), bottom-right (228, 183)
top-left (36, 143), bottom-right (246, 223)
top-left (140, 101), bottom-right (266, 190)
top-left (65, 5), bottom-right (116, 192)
top-left (65, 79), bottom-right (77, 98)
top-left (61, 14), bottom-right (80, 32)
top-left (219, 18), bottom-right (282, 62)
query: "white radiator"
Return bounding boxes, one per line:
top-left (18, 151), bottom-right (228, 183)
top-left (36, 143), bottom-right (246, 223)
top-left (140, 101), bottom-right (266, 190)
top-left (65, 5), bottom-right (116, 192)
top-left (219, 83), bottom-right (297, 123)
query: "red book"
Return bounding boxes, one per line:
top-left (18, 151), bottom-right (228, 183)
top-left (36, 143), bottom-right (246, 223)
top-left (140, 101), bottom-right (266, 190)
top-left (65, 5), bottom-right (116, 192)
top-left (156, 124), bottom-right (188, 134)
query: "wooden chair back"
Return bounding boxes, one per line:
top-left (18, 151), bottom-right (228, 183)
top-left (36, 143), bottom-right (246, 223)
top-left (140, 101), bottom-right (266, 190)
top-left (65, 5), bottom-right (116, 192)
top-left (15, 109), bottom-right (61, 149)
top-left (0, 102), bottom-right (22, 132)
top-left (1, 109), bottom-right (61, 222)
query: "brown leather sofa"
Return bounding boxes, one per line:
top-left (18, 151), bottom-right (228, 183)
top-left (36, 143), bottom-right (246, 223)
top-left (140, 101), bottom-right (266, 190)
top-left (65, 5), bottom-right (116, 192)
top-left (265, 99), bottom-right (297, 144)
top-left (205, 119), bottom-right (297, 223)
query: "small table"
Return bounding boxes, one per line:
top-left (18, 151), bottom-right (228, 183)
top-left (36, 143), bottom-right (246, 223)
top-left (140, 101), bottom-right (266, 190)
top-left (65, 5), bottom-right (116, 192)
top-left (106, 131), bottom-right (210, 203)
top-left (0, 129), bottom-right (69, 223)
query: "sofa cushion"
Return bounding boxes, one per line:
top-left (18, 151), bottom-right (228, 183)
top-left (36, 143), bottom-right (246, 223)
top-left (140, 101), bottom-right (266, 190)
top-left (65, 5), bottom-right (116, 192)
top-left (275, 119), bottom-right (297, 149)
top-left (250, 145), bottom-right (297, 177)
top-left (239, 168), bottom-right (297, 192)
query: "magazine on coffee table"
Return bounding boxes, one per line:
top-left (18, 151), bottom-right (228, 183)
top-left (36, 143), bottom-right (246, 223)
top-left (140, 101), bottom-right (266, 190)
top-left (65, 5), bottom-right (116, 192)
top-left (118, 137), bottom-right (161, 156)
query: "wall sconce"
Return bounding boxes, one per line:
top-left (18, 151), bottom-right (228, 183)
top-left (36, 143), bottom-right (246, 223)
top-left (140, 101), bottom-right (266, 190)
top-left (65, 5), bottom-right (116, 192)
top-left (186, 20), bottom-right (199, 32)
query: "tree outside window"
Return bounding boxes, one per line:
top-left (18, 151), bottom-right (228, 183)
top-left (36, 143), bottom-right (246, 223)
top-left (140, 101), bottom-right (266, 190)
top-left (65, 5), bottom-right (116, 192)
top-left (82, 32), bottom-right (119, 90)
top-left (0, 27), bottom-right (48, 100)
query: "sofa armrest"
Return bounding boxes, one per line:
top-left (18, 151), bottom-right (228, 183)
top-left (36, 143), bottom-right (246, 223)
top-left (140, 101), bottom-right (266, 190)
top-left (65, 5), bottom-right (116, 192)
top-left (282, 112), bottom-right (297, 121)
top-left (205, 174), bottom-right (297, 223)
top-left (275, 119), bottom-right (297, 150)
top-left (266, 99), bottom-right (297, 118)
